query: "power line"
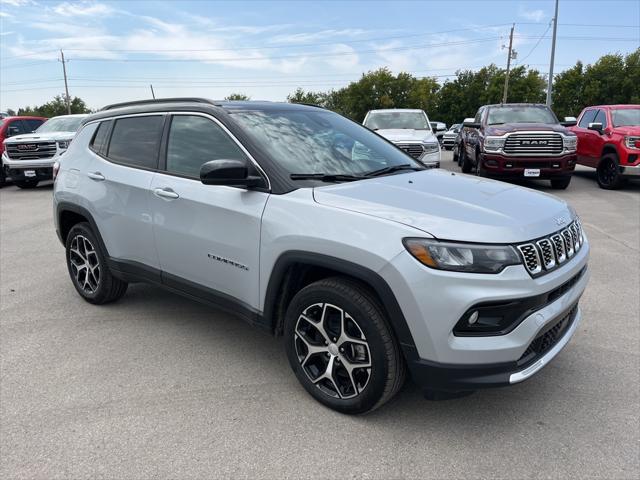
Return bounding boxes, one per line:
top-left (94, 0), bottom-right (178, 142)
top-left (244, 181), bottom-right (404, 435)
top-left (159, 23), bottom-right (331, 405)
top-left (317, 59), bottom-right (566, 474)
top-left (518, 23), bottom-right (553, 64)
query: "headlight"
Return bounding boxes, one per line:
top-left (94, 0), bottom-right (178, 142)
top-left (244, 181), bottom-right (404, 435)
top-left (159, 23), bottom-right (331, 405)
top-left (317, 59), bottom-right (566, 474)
top-left (563, 135), bottom-right (577, 152)
top-left (625, 136), bottom-right (640, 150)
top-left (57, 140), bottom-right (70, 150)
top-left (483, 136), bottom-right (505, 151)
top-left (422, 142), bottom-right (439, 154)
top-left (403, 238), bottom-right (521, 273)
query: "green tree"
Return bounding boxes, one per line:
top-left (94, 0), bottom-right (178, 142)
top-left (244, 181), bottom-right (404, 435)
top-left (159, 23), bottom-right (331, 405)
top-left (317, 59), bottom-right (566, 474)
top-left (224, 93), bottom-right (251, 101)
top-left (17, 95), bottom-right (90, 117)
top-left (286, 87), bottom-right (325, 105)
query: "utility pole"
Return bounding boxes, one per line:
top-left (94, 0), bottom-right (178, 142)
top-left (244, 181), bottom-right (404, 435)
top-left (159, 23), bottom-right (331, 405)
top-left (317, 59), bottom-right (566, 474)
top-left (59, 49), bottom-right (71, 115)
top-left (502, 24), bottom-right (515, 104)
top-left (150, 84), bottom-right (156, 99)
top-left (546, 0), bottom-right (559, 106)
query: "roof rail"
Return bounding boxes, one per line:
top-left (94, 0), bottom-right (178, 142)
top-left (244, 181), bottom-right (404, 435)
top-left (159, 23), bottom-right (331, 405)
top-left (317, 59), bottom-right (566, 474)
top-left (101, 97), bottom-right (214, 111)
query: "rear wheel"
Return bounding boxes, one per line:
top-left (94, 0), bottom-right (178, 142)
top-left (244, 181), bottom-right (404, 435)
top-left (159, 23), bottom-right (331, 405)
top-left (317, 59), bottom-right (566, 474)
top-left (15, 179), bottom-right (39, 189)
top-left (65, 223), bottom-right (128, 304)
top-left (597, 153), bottom-right (625, 190)
top-left (0, 165), bottom-right (6, 187)
top-left (551, 177), bottom-right (572, 190)
top-left (284, 277), bottom-right (405, 414)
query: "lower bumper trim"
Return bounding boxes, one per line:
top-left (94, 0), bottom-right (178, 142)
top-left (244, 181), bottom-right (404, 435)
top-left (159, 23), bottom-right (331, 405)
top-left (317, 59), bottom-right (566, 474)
top-left (620, 164), bottom-right (640, 177)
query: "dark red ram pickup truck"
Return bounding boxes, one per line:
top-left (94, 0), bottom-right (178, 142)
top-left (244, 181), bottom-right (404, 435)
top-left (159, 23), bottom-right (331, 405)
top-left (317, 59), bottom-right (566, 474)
top-left (457, 103), bottom-right (578, 189)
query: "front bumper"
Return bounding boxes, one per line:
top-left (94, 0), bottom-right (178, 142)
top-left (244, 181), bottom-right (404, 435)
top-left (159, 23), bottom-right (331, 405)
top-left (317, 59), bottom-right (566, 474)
top-left (6, 166), bottom-right (53, 182)
top-left (620, 163), bottom-right (640, 177)
top-left (381, 234), bottom-right (590, 392)
top-left (442, 137), bottom-right (457, 147)
top-left (482, 152), bottom-right (576, 179)
top-left (420, 151), bottom-right (440, 168)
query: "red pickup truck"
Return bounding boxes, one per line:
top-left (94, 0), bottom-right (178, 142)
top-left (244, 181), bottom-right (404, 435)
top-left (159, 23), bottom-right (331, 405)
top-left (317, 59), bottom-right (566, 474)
top-left (0, 115), bottom-right (48, 186)
top-left (569, 104), bottom-right (640, 189)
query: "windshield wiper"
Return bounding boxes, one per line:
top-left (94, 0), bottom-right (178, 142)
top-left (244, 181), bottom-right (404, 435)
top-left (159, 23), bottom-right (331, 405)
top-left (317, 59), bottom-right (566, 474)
top-left (364, 164), bottom-right (423, 177)
top-left (290, 173), bottom-right (366, 182)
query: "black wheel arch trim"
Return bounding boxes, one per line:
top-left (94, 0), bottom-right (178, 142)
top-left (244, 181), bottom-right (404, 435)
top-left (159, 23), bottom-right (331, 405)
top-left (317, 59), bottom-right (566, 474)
top-left (263, 251), bottom-right (419, 358)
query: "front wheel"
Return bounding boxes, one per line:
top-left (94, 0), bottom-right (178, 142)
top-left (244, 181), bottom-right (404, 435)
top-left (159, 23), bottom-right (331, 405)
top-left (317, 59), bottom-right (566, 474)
top-left (597, 154), bottom-right (625, 190)
top-left (14, 179), bottom-right (39, 189)
top-left (551, 177), bottom-right (572, 190)
top-left (284, 277), bottom-right (405, 414)
top-left (65, 223), bottom-right (128, 304)
top-left (460, 146), bottom-right (473, 173)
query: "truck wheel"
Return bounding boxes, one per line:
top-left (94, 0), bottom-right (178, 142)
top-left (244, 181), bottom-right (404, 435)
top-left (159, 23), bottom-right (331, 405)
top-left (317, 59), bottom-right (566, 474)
top-left (551, 177), bottom-right (572, 189)
top-left (65, 223), bottom-right (128, 304)
top-left (453, 146), bottom-right (459, 162)
top-left (0, 165), bottom-right (6, 187)
top-left (14, 179), bottom-right (39, 189)
top-left (597, 154), bottom-right (625, 190)
top-left (475, 152), bottom-right (487, 177)
top-left (460, 146), bottom-right (473, 173)
top-left (284, 277), bottom-right (406, 414)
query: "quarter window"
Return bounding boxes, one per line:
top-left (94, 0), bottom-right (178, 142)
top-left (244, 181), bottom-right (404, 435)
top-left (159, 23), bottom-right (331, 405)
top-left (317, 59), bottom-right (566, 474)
top-left (90, 120), bottom-right (112, 155)
top-left (578, 109), bottom-right (597, 128)
top-left (166, 115), bottom-right (247, 178)
top-left (107, 116), bottom-right (164, 169)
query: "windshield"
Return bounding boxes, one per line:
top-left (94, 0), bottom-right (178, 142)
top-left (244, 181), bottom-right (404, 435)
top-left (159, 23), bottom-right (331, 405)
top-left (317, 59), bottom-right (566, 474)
top-left (449, 124), bottom-right (461, 132)
top-left (611, 109), bottom-right (640, 127)
top-left (232, 109), bottom-right (422, 176)
top-left (487, 106), bottom-right (558, 125)
top-left (36, 116), bottom-right (84, 133)
top-left (363, 111), bottom-right (429, 130)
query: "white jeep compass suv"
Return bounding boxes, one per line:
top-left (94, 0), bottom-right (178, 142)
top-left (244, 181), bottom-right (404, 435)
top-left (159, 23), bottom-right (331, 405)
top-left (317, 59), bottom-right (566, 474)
top-left (53, 99), bottom-right (590, 414)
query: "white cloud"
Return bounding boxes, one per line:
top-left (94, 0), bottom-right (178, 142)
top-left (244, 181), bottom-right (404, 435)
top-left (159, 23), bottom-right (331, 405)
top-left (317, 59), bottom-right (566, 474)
top-left (324, 44), bottom-right (360, 71)
top-left (52, 1), bottom-right (113, 17)
top-left (0, 0), bottom-right (33, 6)
top-left (519, 7), bottom-right (546, 23)
top-left (270, 29), bottom-right (368, 45)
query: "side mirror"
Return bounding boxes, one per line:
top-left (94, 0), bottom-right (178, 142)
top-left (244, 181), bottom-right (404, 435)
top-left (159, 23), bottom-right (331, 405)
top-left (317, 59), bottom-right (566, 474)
top-left (463, 120), bottom-right (481, 129)
top-left (561, 116), bottom-right (577, 127)
top-left (587, 122), bottom-right (603, 134)
top-left (200, 159), bottom-right (266, 188)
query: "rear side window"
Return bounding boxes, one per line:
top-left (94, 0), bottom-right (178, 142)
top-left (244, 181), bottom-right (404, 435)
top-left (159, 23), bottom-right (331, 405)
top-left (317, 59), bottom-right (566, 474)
top-left (593, 109), bottom-right (608, 128)
top-left (90, 120), bottom-right (112, 155)
top-left (107, 115), bottom-right (164, 169)
top-left (165, 115), bottom-right (247, 178)
top-left (578, 109), bottom-right (597, 128)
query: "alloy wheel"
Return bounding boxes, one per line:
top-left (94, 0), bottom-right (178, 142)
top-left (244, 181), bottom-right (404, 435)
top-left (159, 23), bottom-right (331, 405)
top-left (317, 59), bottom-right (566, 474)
top-left (69, 234), bottom-right (101, 294)
top-left (599, 159), bottom-right (617, 186)
top-left (294, 303), bottom-right (372, 399)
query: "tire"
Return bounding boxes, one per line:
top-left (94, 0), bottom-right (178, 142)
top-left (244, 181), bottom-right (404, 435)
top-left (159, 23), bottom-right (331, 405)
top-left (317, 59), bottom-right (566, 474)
top-left (597, 153), bottom-right (625, 190)
top-left (550, 177), bottom-right (572, 190)
top-left (453, 146), bottom-right (459, 162)
top-left (460, 145), bottom-right (473, 173)
top-left (14, 179), bottom-right (39, 189)
top-left (0, 165), bottom-right (6, 187)
top-left (65, 222), bottom-right (128, 304)
top-left (474, 151), bottom-right (487, 177)
top-left (284, 277), bottom-right (406, 414)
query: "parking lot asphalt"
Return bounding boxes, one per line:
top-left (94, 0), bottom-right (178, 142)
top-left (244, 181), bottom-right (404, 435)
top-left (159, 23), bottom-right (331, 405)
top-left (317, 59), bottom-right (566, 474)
top-left (1, 150), bottom-right (639, 479)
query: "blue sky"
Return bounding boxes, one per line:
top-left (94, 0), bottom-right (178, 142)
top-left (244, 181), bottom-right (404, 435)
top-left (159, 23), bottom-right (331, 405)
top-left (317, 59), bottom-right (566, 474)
top-left (1, 0), bottom-right (639, 111)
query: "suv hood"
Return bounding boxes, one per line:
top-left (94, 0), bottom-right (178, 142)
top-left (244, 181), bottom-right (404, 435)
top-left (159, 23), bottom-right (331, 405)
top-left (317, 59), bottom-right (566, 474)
top-left (313, 170), bottom-right (573, 243)
top-left (4, 131), bottom-right (77, 143)
top-left (485, 123), bottom-right (569, 135)
top-left (375, 129), bottom-right (438, 143)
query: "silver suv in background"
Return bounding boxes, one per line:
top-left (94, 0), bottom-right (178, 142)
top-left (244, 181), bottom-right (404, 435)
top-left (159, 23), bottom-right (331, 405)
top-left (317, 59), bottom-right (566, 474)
top-left (442, 123), bottom-right (462, 150)
top-left (2, 114), bottom-right (87, 188)
top-left (54, 99), bottom-right (589, 414)
top-left (363, 109), bottom-right (441, 168)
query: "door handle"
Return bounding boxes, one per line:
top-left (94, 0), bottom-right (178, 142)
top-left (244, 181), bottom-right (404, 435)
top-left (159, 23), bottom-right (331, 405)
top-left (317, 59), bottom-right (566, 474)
top-left (87, 171), bottom-right (105, 181)
top-left (153, 188), bottom-right (179, 200)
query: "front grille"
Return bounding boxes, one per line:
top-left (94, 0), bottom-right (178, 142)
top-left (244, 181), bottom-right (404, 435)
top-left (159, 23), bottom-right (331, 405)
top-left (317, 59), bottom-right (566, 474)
top-left (5, 141), bottom-right (57, 160)
top-left (517, 219), bottom-right (584, 277)
top-left (503, 133), bottom-right (564, 156)
top-left (518, 304), bottom-right (577, 366)
top-left (396, 143), bottom-right (424, 159)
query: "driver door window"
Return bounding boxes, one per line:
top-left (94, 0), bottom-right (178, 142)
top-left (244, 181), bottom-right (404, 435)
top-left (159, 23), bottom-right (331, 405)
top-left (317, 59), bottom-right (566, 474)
top-left (166, 115), bottom-right (247, 178)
